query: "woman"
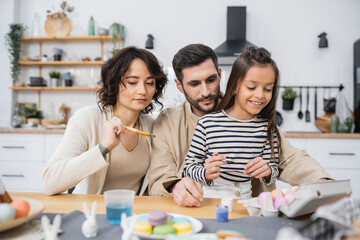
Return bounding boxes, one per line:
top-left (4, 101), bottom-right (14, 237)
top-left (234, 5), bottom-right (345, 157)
top-left (42, 47), bottom-right (167, 195)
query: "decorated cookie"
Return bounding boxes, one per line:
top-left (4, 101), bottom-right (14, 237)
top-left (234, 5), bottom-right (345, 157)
top-left (216, 230), bottom-right (244, 238)
top-left (153, 221), bottom-right (176, 235)
top-left (135, 221), bottom-right (152, 234)
top-left (136, 215), bottom-right (148, 222)
top-left (172, 217), bottom-right (190, 224)
top-left (148, 210), bottom-right (168, 226)
top-left (173, 222), bottom-right (192, 234)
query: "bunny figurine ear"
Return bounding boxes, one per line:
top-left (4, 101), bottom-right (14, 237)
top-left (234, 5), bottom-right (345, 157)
top-left (82, 201), bottom-right (98, 238)
top-left (91, 201), bottom-right (98, 218)
top-left (83, 202), bottom-right (91, 219)
top-left (121, 213), bottom-right (137, 240)
top-left (41, 214), bottom-right (62, 240)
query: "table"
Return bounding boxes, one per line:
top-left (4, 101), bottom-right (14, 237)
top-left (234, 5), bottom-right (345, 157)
top-left (10, 192), bottom-right (249, 219)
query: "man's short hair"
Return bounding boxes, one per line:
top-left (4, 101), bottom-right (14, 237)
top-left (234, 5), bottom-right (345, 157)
top-left (172, 44), bottom-right (219, 82)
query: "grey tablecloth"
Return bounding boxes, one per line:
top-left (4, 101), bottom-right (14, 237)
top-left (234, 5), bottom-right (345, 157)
top-left (33, 211), bottom-right (307, 240)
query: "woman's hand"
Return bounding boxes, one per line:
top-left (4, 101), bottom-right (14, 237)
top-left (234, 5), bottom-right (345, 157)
top-left (244, 157), bottom-right (271, 179)
top-left (204, 152), bottom-right (226, 180)
top-left (101, 117), bottom-right (125, 151)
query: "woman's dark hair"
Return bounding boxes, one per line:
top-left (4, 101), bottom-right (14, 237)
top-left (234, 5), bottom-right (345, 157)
top-left (215, 46), bottom-right (281, 161)
top-left (97, 46), bottom-right (167, 114)
top-left (172, 43), bottom-right (219, 82)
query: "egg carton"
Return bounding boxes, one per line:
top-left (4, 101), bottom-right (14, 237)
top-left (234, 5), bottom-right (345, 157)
top-left (279, 180), bottom-right (352, 218)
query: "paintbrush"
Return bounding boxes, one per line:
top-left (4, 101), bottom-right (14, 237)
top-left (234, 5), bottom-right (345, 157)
top-left (102, 120), bottom-right (155, 138)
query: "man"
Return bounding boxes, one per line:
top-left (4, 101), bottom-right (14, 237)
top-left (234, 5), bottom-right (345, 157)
top-left (149, 44), bottom-right (331, 207)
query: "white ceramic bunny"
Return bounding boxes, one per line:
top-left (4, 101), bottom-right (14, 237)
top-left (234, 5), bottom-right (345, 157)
top-left (81, 201), bottom-right (98, 238)
top-left (121, 213), bottom-right (139, 240)
top-left (41, 214), bottom-right (62, 240)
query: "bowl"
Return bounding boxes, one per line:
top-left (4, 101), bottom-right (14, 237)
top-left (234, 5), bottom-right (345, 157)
top-left (97, 27), bottom-right (109, 36)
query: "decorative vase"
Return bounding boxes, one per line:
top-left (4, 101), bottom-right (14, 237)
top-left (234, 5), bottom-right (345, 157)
top-left (282, 99), bottom-right (295, 110)
top-left (45, 14), bottom-right (71, 37)
top-left (50, 78), bottom-right (60, 87)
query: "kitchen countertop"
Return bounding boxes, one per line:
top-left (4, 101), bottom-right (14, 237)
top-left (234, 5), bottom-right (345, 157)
top-left (1, 128), bottom-right (360, 138)
top-left (0, 128), bottom-right (65, 134)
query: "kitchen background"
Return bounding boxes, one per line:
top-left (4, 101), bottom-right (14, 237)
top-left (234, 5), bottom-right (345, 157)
top-left (0, 0), bottom-right (359, 132)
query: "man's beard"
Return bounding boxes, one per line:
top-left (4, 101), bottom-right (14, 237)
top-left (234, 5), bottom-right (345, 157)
top-left (183, 86), bottom-right (221, 114)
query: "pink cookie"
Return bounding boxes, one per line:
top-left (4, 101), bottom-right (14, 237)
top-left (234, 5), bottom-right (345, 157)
top-left (148, 210), bottom-right (167, 226)
top-left (274, 196), bottom-right (289, 210)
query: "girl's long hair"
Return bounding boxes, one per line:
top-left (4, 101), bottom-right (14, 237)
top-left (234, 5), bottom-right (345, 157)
top-left (215, 47), bottom-right (281, 161)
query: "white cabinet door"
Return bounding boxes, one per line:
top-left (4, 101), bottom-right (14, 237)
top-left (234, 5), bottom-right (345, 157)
top-left (307, 139), bottom-right (360, 169)
top-left (286, 138), bottom-right (307, 151)
top-left (0, 161), bottom-right (44, 192)
top-left (44, 134), bottom-right (63, 162)
top-left (0, 133), bottom-right (44, 162)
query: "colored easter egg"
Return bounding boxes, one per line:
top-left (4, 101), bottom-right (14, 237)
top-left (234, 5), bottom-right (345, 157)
top-left (257, 192), bottom-right (268, 206)
top-left (10, 199), bottom-right (30, 218)
top-left (290, 186), bottom-right (298, 193)
top-left (271, 189), bottom-right (284, 200)
top-left (285, 192), bottom-right (295, 203)
top-left (274, 196), bottom-right (289, 210)
top-left (0, 203), bottom-right (16, 222)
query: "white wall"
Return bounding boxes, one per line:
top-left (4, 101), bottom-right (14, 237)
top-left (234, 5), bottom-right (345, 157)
top-left (1, 0), bottom-right (360, 132)
top-left (0, 0), bottom-right (19, 127)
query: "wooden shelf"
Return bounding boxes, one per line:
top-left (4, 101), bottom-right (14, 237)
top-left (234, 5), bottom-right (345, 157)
top-left (11, 86), bottom-right (98, 91)
top-left (19, 61), bottom-right (104, 66)
top-left (21, 36), bottom-right (122, 42)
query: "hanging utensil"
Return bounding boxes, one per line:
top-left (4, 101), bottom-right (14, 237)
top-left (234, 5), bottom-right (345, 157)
top-left (298, 87), bottom-right (303, 119)
top-left (314, 87), bottom-right (318, 120)
top-left (305, 87), bottom-right (311, 122)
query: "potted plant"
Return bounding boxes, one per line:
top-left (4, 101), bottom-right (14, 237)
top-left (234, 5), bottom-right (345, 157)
top-left (5, 23), bottom-right (27, 85)
top-left (109, 23), bottom-right (126, 55)
top-left (49, 70), bottom-right (61, 87)
top-left (281, 87), bottom-right (298, 110)
top-left (23, 106), bottom-right (43, 127)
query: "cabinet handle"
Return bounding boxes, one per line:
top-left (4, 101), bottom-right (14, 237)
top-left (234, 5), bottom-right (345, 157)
top-left (2, 146), bottom-right (25, 149)
top-left (329, 152), bottom-right (355, 156)
top-left (1, 174), bottom-right (24, 178)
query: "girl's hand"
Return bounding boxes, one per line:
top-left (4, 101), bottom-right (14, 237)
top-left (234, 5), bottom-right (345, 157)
top-left (244, 157), bottom-right (271, 179)
top-left (101, 117), bottom-right (125, 151)
top-left (204, 152), bottom-right (226, 180)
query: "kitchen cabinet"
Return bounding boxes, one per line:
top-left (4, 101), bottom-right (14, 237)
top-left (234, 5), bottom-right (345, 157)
top-left (0, 133), bottom-right (63, 192)
top-left (276, 137), bottom-right (360, 198)
top-left (13, 36), bottom-right (123, 107)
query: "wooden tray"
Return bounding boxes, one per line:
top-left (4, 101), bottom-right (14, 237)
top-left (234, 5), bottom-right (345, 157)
top-left (45, 15), bottom-right (71, 37)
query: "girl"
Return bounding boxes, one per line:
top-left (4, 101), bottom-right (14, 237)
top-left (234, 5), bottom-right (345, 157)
top-left (183, 47), bottom-right (281, 198)
top-left (42, 47), bottom-right (167, 195)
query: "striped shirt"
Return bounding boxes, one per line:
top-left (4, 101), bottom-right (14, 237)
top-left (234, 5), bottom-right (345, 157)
top-left (183, 110), bottom-right (279, 187)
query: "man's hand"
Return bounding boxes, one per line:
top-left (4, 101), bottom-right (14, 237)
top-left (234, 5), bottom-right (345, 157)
top-left (244, 157), bottom-right (271, 179)
top-left (172, 177), bottom-right (203, 207)
top-left (205, 152), bottom-right (226, 180)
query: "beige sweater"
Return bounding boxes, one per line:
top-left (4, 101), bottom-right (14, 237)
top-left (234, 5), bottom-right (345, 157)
top-left (42, 105), bottom-right (153, 195)
top-left (149, 101), bottom-right (331, 197)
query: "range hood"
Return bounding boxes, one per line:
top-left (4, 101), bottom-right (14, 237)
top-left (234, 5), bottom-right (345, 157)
top-left (215, 6), bottom-right (256, 66)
